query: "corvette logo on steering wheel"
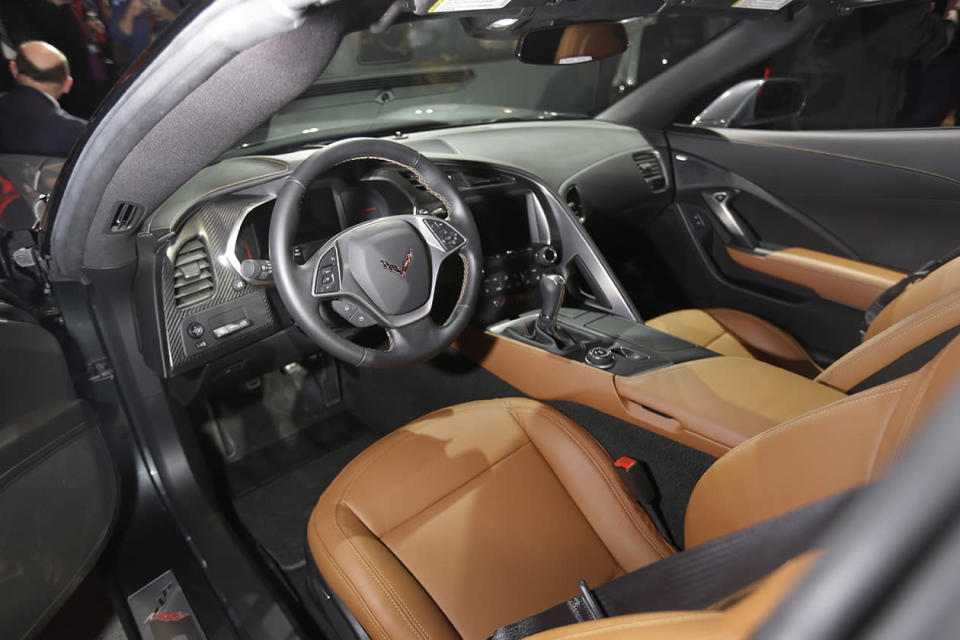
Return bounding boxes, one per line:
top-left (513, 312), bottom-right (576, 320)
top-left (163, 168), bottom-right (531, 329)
top-left (380, 249), bottom-right (413, 279)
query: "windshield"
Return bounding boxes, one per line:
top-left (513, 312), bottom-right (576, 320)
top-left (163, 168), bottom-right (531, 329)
top-left (232, 14), bottom-right (736, 154)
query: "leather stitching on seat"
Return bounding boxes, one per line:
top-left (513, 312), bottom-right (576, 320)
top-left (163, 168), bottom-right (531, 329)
top-left (376, 440), bottom-right (532, 540)
top-left (511, 406), bottom-right (675, 561)
top-left (887, 363), bottom-right (940, 464)
top-left (334, 501), bottom-right (433, 640)
top-left (328, 428), bottom-right (435, 640)
top-left (309, 514), bottom-right (393, 640)
top-left (820, 292), bottom-right (960, 388)
top-left (319, 401), bottom-right (536, 640)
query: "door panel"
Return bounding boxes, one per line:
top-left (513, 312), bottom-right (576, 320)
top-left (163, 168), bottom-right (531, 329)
top-left (667, 126), bottom-right (960, 271)
top-left (0, 309), bottom-right (118, 640)
top-left (645, 126), bottom-right (960, 360)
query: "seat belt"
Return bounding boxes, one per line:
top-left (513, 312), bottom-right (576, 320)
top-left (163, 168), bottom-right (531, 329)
top-left (863, 246), bottom-right (960, 335)
top-left (489, 489), bottom-right (858, 640)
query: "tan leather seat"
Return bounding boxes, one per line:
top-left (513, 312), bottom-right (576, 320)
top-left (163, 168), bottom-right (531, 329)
top-left (308, 334), bottom-right (960, 640)
top-left (646, 255), bottom-right (960, 389)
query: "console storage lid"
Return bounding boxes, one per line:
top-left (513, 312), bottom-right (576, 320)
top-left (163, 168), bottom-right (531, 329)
top-left (614, 357), bottom-right (846, 452)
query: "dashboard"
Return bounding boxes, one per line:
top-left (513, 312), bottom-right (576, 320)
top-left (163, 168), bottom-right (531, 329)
top-left (134, 120), bottom-right (671, 382)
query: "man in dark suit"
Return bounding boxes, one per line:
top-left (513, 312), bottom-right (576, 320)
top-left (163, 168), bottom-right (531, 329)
top-left (0, 41), bottom-right (86, 157)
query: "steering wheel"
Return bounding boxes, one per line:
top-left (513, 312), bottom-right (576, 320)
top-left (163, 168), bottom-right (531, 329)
top-left (269, 138), bottom-right (483, 368)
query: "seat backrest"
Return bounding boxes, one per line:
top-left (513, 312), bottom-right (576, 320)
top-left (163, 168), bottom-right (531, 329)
top-left (685, 332), bottom-right (960, 548)
top-left (865, 254), bottom-right (960, 339)
top-left (815, 255), bottom-right (960, 392)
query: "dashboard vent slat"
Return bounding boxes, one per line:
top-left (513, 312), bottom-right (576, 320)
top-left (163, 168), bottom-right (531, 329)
top-left (173, 238), bottom-right (215, 308)
top-left (632, 151), bottom-right (667, 193)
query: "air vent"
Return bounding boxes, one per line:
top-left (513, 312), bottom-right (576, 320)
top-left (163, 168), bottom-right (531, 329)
top-left (173, 238), bottom-right (215, 308)
top-left (632, 151), bottom-right (667, 193)
top-left (565, 185), bottom-right (586, 223)
top-left (108, 201), bottom-right (144, 233)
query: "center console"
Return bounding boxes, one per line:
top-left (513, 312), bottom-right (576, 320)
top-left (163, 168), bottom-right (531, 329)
top-left (459, 293), bottom-right (847, 457)
top-left (490, 307), bottom-right (716, 377)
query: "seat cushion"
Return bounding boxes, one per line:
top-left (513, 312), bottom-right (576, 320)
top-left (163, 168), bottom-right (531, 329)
top-left (647, 308), bottom-right (821, 378)
top-left (307, 398), bottom-right (673, 640)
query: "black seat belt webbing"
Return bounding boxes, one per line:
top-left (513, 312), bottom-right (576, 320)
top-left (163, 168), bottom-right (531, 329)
top-left (490, 489), bottom-right (858, 640)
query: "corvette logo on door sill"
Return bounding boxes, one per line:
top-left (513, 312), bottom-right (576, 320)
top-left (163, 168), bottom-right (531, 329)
top-left (380, 249), bottom-right (413, 279)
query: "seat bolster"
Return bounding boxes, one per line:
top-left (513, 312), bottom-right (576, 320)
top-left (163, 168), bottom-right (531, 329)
top-left (867, 255), bottom-right (960, 338)
top-left (513, 403), bottom-right (675, 571)
top-left (682, 376), bottom-right (912, 548)
top-left (703, 308), bottom-right (821, 378)
top-left (817, 290), bottom-right (960, 391)
top-left (308, 493), bottom-right (460, 640)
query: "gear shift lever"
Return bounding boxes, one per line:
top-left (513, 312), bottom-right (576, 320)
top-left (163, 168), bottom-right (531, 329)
top-left (533, 274), bottom-right (575, 350)
top-left (537, 274), bottom-right (566, 335)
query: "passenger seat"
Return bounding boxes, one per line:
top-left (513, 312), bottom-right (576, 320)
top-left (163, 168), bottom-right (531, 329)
top-left (647, 255), bottom-right (960, 391)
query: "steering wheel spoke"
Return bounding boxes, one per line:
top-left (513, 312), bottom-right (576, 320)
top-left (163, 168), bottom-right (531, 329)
top-left (387, 316), bottom-right (439, 354)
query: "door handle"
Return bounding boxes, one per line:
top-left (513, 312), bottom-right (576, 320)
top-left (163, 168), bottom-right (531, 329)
top-left (702, 190), bottom-right (757, 249)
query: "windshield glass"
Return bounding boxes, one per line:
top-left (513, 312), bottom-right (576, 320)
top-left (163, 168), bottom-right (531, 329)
top-left (232, 14), bottom-right (736, 154)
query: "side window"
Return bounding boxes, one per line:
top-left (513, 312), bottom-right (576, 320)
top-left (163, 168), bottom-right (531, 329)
top-left (692, 1), bottom-right (960, 130)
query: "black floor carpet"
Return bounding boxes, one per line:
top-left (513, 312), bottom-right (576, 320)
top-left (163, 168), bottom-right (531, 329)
top-left (230, 414), bottom-right (389, 569)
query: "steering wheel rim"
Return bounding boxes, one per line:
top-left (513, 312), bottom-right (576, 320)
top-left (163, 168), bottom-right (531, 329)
top-left (269, 138), bottom-right (482, 368)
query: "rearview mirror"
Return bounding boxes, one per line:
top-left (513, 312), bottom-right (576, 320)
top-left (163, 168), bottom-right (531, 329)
top-left (692, 78), bottom-right (806, 128)
top-left (517, 23), bottom-right (628, 65)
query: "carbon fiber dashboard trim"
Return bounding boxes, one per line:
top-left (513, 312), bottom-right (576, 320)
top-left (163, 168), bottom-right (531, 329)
top-left (160, 196), bottom-right (277, 375)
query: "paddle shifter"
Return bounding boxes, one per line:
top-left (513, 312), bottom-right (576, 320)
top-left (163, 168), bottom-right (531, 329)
top-left (534, 274), bottom-right (575, 350)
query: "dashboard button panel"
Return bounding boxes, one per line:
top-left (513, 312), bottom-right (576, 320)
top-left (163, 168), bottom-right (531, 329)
top-left (179, 294), bottom-right (272, 360)
top-left (212, 317), bottom-right (252, 339)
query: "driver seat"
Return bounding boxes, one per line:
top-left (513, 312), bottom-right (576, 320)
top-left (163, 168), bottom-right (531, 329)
top-left (307, 335), bottom-right (960, 640)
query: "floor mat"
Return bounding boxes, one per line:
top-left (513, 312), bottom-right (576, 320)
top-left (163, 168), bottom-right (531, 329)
top-left (230, 414), bottom-right (388, 569)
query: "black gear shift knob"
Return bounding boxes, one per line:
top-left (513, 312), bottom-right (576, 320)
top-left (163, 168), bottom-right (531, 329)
top-left (537, 274), bottom-right (565, 334)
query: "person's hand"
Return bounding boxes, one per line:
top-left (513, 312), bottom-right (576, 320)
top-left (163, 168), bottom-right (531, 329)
top-left (148, 4), bottom-right (177, 22)
top-left (126, 0), bottom-right (147, 18)
top-left (948, 9), bottom-right (960, 23)
top-left (86, 16), bottom-right (106, 36)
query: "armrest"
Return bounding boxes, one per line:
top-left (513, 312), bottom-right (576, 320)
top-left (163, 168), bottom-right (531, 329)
top-left (615, 357), bottom-right (846, 452)
top-left (727, 247), bottom-right (904, 310)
